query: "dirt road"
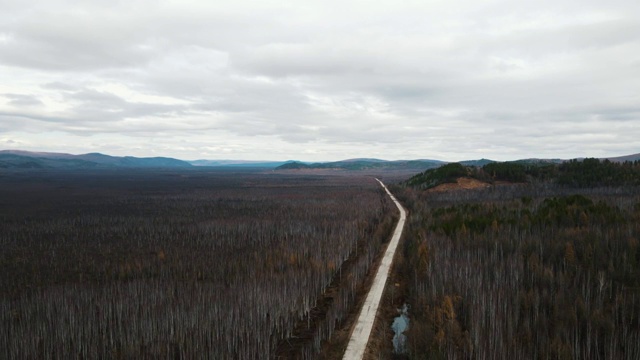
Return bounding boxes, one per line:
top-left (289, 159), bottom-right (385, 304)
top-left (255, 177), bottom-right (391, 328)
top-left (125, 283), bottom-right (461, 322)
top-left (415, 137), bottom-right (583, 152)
top-left (342, 179), bottom-right (406, 360)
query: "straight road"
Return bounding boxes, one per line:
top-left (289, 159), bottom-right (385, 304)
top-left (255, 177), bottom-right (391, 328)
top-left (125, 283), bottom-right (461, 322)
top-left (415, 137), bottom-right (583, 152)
top-left (342, 179), bottom-right (407, 360)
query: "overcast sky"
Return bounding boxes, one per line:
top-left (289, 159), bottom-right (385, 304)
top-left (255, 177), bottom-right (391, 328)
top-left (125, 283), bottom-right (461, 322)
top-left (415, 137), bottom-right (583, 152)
top-left (1, 0), bottom-right (639, 161)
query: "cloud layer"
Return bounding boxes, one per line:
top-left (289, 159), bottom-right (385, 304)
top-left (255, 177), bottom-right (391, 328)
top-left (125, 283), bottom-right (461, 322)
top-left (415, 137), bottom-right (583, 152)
top-left (1, 0), bottom-right (639, 161)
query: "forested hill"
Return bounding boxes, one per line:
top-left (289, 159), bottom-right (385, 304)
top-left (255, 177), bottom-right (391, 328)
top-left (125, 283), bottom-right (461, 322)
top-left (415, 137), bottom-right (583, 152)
top-left (405, 158), bottom-right (640, 190)
top-left (276, 159), bottom-right (444, 171)
top-left (0, 150), bottom-right (192, 169)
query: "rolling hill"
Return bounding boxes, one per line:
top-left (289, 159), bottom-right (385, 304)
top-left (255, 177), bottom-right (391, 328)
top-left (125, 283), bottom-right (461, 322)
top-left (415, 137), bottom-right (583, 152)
top-left (0, 150), bottom-right (192, 169)
top-left (2, 149), bottom-right (639, 172)
top-left (275, 159), bottom-right (444, 171)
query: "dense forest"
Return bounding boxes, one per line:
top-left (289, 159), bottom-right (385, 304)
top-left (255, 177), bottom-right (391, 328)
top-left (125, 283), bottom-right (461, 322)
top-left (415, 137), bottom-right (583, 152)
top-left (391, 158), bottom-right (640, 359)
top-left (406, 158), bottom-right (640, 190)
top-left (0, 169), bottom-right (396, 359)
top-left (5, 158), bottom-right (640, 359)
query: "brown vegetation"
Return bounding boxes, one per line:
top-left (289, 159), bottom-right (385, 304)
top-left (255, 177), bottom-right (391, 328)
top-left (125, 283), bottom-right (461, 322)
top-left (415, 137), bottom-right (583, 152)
top-left (428, 177), bottom-right (490, 192)
top-left (0, 169), bottom-right (395, 359)
top-left (393, 183), bottom-right (640, 359)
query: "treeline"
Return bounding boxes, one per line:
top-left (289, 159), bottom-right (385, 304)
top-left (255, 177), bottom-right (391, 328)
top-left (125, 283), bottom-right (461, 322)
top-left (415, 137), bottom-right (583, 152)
top-left (406, 158), bottom-right (640, 190)
top-left (0, 170), bottom-right (394, 359)
top-left (557, 158), bottom-right (640, 187)
top-left (405, 163), bottom-right (470, 189)
top-left (393, 184), bottom-right (640, 359)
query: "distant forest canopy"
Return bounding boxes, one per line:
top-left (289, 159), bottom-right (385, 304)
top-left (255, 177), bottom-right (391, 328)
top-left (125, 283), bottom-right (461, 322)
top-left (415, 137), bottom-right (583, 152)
top-left (391, 158), bottom-right (640, 359)
top-left (392, 186), bottom-right (640, 359)
top-left (0, 172), bottom-right (396, 359)
top-left (275, 159), bottom-right (444, 171)
top-left (405, 158), bottom-right (640, 189)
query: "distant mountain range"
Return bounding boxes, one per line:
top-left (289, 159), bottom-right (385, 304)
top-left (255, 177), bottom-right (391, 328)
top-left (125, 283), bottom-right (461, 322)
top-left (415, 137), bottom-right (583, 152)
top-left (276, 159), bottom-right (445, 171)
top-left (606, 153), bottom-right (640, 162)
top-left (458, 158), bottom-right (497, 167)
top-left (1, 150), bottom-right (638, 171)
top-left (189, 159), bottom-right (293, 168)
top-left (0, 150), bottom-right (192, 169)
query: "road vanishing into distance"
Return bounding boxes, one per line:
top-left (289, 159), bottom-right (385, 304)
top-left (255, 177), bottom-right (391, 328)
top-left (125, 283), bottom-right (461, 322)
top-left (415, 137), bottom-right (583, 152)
top-left (342, 179), bottom-right (407, 360)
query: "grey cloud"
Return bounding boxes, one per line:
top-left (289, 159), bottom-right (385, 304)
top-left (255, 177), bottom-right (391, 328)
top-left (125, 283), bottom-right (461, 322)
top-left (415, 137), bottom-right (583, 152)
top-left (591, 106), bottom-right (640, 121)
top-left (0, 1), bottom-right (300, 72)
top-left (1, 0), bottom-right (639, 161)
top-left (62, 89), bottom-right (188, 125)
top-left (42, 82), bottom-right (78, 91)
top-left (0, 112), bottom-right (73, 137)
top-left (0, 17), bottom-right (153, 71)
top-left (3, 93), bottom-right (44, 107)
top-left (1, 87), bottom-right (192, 135)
